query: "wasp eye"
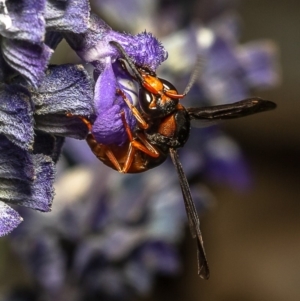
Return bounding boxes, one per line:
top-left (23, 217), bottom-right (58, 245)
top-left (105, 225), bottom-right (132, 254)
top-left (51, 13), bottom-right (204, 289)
top-left (139, 89), bottom-right (153, 108)
top-left (159, 78), bottom-right (178, 92)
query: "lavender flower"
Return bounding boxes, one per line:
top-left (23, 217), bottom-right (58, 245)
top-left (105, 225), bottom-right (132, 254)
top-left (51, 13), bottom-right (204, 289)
top-left (0, 0), bottom-right (92, 235)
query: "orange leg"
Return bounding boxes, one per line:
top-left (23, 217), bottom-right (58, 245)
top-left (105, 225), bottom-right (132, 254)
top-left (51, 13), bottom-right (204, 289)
top-left (116, 88), bottom-right (149, 129)
top-left (86, 133), bottom-right (123, 172)
top-left (68, 114), bottom-right (123, 172)
top-left (66, 113), bottom-right (93, 132)
top-left (67, 108), bottom-right (159, 173)
top-left (102, 145), bottom-right (123, 172)
top-left (120, 111), bottom-right (160, 173)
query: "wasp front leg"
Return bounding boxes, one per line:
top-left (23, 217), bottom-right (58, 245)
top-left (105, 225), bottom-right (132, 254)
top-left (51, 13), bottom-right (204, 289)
top-left (116, 88), bottom-right (149, 130)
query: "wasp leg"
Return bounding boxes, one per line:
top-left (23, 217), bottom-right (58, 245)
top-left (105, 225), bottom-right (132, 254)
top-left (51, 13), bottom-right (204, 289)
top-left (100, 144), bottom-right (123, 172)
top-left (66, 113), bottom-right (93, 132)
top-left (68, 114), bottom-right (123, 172)
top-left (116, 88), bottom-right (149, 129)
top-left (120, 111), bottom-right (160, 173)
top-left (133, 132), bottom-right (160, 158)
top-left (86, 134), bottom-right (123, 172)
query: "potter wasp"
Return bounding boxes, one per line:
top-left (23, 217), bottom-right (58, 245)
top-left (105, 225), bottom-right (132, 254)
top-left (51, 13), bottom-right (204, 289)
top-left (78, 41), bottom-right (276, 279)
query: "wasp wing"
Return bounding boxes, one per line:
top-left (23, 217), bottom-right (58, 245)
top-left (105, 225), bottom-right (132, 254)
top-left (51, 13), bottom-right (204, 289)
top-left (169, 148), bottom-right (210, 279)
top-left (187, 97), bottom-right (276, 121)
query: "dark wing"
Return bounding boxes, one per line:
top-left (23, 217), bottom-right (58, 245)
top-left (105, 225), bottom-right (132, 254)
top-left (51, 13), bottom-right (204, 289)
top-left (187, 97), bottom-right (276, 121)
top-left (169, 148), bottom-right (210, 279)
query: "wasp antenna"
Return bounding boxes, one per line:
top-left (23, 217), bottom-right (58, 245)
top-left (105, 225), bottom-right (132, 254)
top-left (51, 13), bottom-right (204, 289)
top-left (109, 41), bottom-right (144, 83)
top-left (183, 55), bottom-right (205, 96)
top-left (169, 148), bottom-right (210, 279)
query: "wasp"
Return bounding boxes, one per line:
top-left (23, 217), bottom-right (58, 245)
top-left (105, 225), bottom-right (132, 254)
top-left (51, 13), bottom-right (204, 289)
top-left (77, 41), bottom-right (276, 279)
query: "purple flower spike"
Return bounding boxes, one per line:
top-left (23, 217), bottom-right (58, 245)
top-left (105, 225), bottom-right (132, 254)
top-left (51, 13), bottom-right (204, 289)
top-left (46, 0), bottom-right (90, 33)
top-left (64, 13), bottom-right (168, 71)
top-left (0, 202), bottom-right (23, 236)
top-left (1, 39), bottom-right (53, 88)
top-left (92, 61), bottom-right (136, 145)
top-left (0, 83), bottom-right (34, 150)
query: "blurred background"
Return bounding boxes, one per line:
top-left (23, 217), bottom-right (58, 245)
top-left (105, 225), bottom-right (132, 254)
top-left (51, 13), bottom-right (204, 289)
top-left (1, 1), bottom-right (300, 301)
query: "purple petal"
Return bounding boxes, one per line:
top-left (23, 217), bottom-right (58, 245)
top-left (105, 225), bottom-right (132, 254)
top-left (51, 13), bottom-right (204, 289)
top-left (92, 62), bottom-right (136, 145)
top-left (46, 0), bottom-right (90, 33)
top-left (33, 236), bottom-right (66, 295)
top-left (0, 135), bottom-right (34, 181)
top-left (0, 83), bottom-right (34, 150)
top-left (211, 12), bottom-right (241, 42)
top-left (27, 64), bottom-right (94, 139)
top-left (4, 154), bottom-right (55, 212)
top-left (30, 154), bottom-right (55, 212)
top-left (32, 154), bottom-right (55, 212)
top-left (201, 35), bottom-right (248, 102)
top-left (0, 202), bottom-right (22, 236)
top-left (101, 228), bottom-right (146, 260)
top-left (239, 41), bottom-right (280, 88)
top-left (12, 234), bottom-right (66, 294)
top-left (1, 39), bottom-right (53, 87)
top-left (125, 259), bottom-right (153, 294)
top-left (64, 13), bottom-right (167, 71)
top-left (137, 241), bottom-right (180, 274)
top-left (205, 35), bottom-right (242, 77)
top-left (3, 0), bottom-right (46, 43)
top-left (30, 64), bottom-right (93, 115)
top-left (63, 13), bottom-right (112, 62)
top-left (0, 136), bottom-right (55, 212)
top-left (111, 30), bottom-right (168, 71)
top-left (203, 131), bottom-right (252, 190)
top-left (203, 73), bottom-right (248, 103)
